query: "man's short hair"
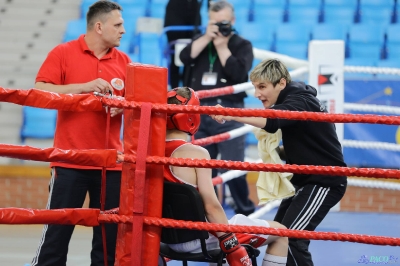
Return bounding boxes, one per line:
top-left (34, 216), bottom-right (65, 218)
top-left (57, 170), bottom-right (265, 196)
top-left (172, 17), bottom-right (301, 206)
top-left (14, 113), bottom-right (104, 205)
top-left (87, 0), bottom-right (122, 30)
top-left (250, 59), bottom-right (292, 86)
top-left (209, 0), bottom-right (234, 13)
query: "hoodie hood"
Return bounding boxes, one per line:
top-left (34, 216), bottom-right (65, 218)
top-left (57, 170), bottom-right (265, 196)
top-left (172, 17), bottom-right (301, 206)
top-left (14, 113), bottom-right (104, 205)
top-left (276, 81), bottom-right (317, 105)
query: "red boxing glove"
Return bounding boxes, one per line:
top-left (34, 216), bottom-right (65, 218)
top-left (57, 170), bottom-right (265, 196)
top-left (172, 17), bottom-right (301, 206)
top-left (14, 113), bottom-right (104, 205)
top-left (218, 233), bottom-right (252, 266)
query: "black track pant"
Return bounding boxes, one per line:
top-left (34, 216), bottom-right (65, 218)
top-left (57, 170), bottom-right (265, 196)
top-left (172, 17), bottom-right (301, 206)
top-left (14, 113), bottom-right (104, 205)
top-left (31, 167), bottom-right (121, 266)
top-left (274, 183), bottom-right (347, 266)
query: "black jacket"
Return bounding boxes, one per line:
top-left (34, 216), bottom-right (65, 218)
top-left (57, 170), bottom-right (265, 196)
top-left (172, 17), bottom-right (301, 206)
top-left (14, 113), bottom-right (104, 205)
top-left (179, 34), bottom-right (253, 102)
top-left (263, 81), bottom-right (347, 187)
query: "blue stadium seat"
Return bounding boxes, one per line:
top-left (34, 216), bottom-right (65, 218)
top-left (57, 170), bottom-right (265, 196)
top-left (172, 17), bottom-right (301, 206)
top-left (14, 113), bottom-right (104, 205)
top-left (246, 133), bottom-right (258, 145)
top-left (80, 0), bottom-right (97, 18)
top-left (275, 42), bottom-right (308, 59)
top-left (274, 24), bottom-right (311, 59)
top-left (324, 0), bottom-right (358, 8)
top-left (137, 32), bottom-right (159, 50)
top-left (359, 0), bottom-right (394, 9)
top-left (287, 6), bottom-right (321, 24)
top-left (348, 43), bottom-right (383, 61)
top-left (275, 23), bottom-right (311, 43)
top-left (386, 43), bottom-right (400, 59)
top-left (123, 17), bottom-right (138, 42)
top-left (63, 19), bottom-right (86, 42)
top-left (348, 24), bottom-right (385, 45)
top-left (151, 0), bottom-right (168, 4)
top-left (288, 0), bottom-right (322, 7)
top-left (251, 6), bottom-right (285, 23)
top-left (356, 0), bottom-right (395, 22)
top-left (149, 3), bottom-right (167, 18)
top-left (253, 0), bottom-right (287, 8)
top-left (136, 32), bottom-right (161, 64)
top-left (234, 6), bottom-right (251, 24)
top-left (348, 24), bottom-right (385, 61)
top-left (20, 107), bottom-right (57, 143)
top-left (128, 52), bottom-right (139, 62)
top-left (140, 51), bottom-right (160, 65)
top-left (311, 23), bottom-right (348, 41)
top-left (394, 4), bottom-right (400, 23)
top-left (359, 7), bottom-right (393, 26)
top-left (385, 24), bottom-right (400, 45)
top-left (118, 39), bottom-right (131, 54)
top-left (252, 1), bottom-right (288, 22)
top-left (123, 5), bottom-right (146, 19)
top-left (251, 40), bottom-right (274, 51)
top-left (229, 0), bottom-right (251, 10)
top-left (323, 6), bottom-right (356, 24)
top-left (236, 22), bottom-right (276, 49)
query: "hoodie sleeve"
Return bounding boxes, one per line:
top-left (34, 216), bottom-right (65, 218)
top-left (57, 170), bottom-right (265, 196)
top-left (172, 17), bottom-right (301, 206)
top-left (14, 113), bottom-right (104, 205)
top-left (263, 92), bottom-right (323, 133)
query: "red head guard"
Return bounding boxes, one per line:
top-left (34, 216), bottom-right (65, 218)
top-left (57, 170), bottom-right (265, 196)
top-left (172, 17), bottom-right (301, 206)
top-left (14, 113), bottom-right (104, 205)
top-left (167, 87), bottom-right (200, 135)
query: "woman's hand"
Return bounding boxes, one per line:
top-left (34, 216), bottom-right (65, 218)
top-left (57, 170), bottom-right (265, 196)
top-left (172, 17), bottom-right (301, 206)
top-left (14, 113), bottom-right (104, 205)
top-left (210, 104), bottom-right (232, 124)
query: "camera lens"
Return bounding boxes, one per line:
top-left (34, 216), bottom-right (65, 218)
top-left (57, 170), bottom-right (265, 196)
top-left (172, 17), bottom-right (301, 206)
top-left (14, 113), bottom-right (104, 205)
top-left (215, 21), bottom-right (232, 37)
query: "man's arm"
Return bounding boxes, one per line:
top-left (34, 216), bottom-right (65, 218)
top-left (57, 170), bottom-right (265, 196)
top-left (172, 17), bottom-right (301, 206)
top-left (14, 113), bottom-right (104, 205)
top-left (218, 38), bottom-right (253, 82)
top-left (35, 78), bottom-right (113, 95)
top-left (213, 33), bottom-right (231, 66)
top-left (190, 34), bottom-right (213, 59)
top-left (35, 45), bottom-right (114, 95)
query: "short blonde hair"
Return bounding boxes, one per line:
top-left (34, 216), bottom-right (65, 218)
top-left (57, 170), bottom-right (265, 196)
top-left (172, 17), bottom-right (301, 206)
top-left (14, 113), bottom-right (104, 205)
top-left (250, 59), bottom-right (292, 86)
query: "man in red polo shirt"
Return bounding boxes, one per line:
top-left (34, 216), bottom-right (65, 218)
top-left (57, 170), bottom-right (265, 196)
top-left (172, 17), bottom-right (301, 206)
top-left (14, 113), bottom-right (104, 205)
top-left (31, 1), bottom-right (131, 265)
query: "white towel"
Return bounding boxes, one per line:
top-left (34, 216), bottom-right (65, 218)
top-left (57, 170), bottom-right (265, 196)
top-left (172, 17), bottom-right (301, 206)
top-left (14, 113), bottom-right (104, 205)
top-left (253, 128), bottom-right (295, 205)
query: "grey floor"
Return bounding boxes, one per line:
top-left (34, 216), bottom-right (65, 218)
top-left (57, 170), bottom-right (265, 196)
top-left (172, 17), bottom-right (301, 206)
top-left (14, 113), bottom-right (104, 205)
top-left (0, 225), bottom-right (92, 266)
top-left (1, 208), bottom-right (399, 266)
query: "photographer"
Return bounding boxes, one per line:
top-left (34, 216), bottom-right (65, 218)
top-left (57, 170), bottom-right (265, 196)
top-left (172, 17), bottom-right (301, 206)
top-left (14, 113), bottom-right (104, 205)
top-left (179, 0), bottom-right (255, 216)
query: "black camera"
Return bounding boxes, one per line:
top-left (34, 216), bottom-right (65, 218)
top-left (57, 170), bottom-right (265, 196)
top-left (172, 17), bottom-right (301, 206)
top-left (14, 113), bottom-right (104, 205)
top-left (215, 20), bottom-right (232, 37)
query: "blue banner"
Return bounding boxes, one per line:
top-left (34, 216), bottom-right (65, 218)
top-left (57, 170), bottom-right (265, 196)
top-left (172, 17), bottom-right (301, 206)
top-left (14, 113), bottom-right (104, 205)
top-left (344, 80), bottom-right (400, 168)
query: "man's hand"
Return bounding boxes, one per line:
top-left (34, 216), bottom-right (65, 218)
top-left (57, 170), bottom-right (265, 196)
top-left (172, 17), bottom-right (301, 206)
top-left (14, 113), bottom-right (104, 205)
top-left (110, 95), bottom-right (124, 117)
top-left (82, 78), bottom-right (114, 94)
top-left (116, 152), bottom-right (124, 163)
top-left (218, 233), bottom-right (252, 266)
top-left (213, 31), bottom-right (230, 48)
top-left (110, 108), bottom-right (123, 117)
top-left (205, 20), bottom-right (219, 40)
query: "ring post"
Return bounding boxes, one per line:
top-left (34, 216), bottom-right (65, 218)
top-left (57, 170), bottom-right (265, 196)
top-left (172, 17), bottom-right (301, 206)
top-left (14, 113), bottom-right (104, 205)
top-left (308, 40), bottom-right (344, 212)
top-left (115, 63), bottom-right (168, 266)
top-left (308, 40), bottom-right (345, 143)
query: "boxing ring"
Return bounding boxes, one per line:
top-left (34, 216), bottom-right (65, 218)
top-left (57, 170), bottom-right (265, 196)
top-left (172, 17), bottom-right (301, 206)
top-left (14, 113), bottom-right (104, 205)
top-left (1, 54), bottom-right (400, 265)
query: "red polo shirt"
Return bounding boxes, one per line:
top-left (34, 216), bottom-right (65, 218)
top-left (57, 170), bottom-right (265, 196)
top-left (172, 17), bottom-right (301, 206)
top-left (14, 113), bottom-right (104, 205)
top-left (36, 35), bottom-right (131, 170)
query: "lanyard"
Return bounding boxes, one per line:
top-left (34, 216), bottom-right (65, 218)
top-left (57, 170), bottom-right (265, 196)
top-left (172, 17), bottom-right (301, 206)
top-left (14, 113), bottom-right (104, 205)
top-left (208, 42), bottom-right (217, 72)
